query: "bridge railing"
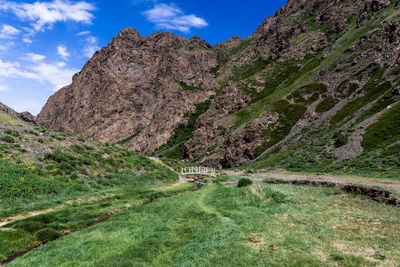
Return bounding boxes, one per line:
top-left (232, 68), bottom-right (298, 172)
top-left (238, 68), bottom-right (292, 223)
top-left (180, 166), bottom-right (216, 177)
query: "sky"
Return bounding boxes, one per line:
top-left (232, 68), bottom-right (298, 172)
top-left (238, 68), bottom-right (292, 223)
top-left (0, 0), bottom-right (287, 115)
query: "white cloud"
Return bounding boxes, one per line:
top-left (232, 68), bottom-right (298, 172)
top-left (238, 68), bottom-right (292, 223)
top-left (25, 53), bottom-right (46, 62)
top-left (83, 36), bottom-right (99, 58)
top-left (0, 59), bottom-right (78, 91)
top-left (0, 85), bottom-right (10, 91)
top-left (0, 41), bottom-right (14, 51)
top-left (1, 0), bottom-right (95, 32)
top-left (23, 37), bottom-right (33, 44)
top-left (30, 62), bottom-right (78, 90)
top-left (0, 24), bottom-right (20, 39)
top-left (143, 3), bottom-right (208, 33)
top-left (57, 45), bottom-right (69, 59)
top-left (77, 30), bottom-right (90, 36)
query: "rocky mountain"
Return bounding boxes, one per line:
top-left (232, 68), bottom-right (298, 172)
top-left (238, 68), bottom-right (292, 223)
top-left (38, 0), bottom-right (400, 176)
top-left (38, 29), bottom-right (218, 153)
top-left (0, 102), bottom-right (36, 125)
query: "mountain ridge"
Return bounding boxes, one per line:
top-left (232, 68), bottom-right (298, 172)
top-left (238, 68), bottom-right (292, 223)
top-left (37, 0), bottom-right (400, 176)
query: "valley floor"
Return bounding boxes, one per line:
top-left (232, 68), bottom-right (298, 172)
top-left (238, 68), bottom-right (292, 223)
top-left (3, 178), bottom-right (400, 266)
top-left (223, 171), bottom-right (400, 193)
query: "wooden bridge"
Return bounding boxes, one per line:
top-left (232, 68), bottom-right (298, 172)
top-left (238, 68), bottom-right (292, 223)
top-left (180, 166), bottom-right (217, 179)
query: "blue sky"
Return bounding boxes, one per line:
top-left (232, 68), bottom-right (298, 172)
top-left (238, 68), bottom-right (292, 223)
top-left (0, 0), bottom-right (287, 115)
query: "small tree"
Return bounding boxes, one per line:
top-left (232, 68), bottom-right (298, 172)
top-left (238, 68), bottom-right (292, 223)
top-left (237, 178), bottom-right (253, 188)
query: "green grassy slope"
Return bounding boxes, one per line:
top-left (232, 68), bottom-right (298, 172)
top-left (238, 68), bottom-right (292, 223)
top-left (0, 121), bottom-right (179, 262)
top-left (158, 2), bottom-right (400, 177)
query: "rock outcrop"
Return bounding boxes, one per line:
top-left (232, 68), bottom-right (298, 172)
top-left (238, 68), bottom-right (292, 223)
top-left (38, 29), bottom-right (218, 153)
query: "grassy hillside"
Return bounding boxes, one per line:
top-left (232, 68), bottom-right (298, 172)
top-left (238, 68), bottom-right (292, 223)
top-left (0, 121), bottom-right (179, 262)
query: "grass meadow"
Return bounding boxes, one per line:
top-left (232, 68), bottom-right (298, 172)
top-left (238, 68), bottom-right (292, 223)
top-left (6, 183), bottom-right (400, 266)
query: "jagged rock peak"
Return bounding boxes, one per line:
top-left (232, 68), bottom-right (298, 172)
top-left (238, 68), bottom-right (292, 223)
top-left (190, 35), bottom-right (212, 48)
top-left (144, 31), bottom-right (189, 47)
top-left (215, 35), bottom-right (243, 48)
top-left (116, 27), bottom-right (144, 40)
top-left (109, 27), bottom-right (144, 49)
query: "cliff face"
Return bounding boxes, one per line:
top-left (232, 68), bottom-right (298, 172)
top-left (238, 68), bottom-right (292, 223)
top-left (38, 29), bottom-right (218, 153)
top-left (38, 0), bottom-right (400, 174)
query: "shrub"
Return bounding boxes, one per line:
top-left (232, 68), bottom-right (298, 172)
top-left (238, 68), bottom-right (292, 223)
top-left (316, 97), bottom-right (339, 114)
top-left (35, 126), bottom-right (47, 133)
top-left (0, 135), bottom-right (15, 143)
top-left (333, 132), bottom-right (348, 148)
top-left (5, 129), bottom-right (20, 137)
top-left (177, 81), bottom-right (199, 91)
top-left (78, 136), bottom-right (86, 142)
top-left (289, 82), bottom-right (328, 104)
top-left (237, 178), bottom-right (253, 188)
top-left (24, 129), bottom-right (39, 136)
top-left (35, 228), bottom-right (61, 242)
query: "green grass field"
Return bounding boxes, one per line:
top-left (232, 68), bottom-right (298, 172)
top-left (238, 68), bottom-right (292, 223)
top-left (6, 183), bottom-right (400, 266)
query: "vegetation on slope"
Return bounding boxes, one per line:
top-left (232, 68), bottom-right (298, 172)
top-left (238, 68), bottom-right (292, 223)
top-left (0, 124), bottom-right (177, 217)
top-left (362, 102), bottom-right (400, 151)
top-left (151, 99), bottom-right (212, 160)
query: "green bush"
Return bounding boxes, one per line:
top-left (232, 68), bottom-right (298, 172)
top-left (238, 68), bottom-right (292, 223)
top-left (333, 132), bottom-right (348, 148)
top-left (35, 126), bottom-right (47, 133)
top-left (289, 82), bottom-right (328, 104)
top-left (316, 97), bottom-right (339, 114)
top-left (5, 129), bottom-right (20, 137)
top-left (24, 129), bottom-right (39, 136)
top-left (35, 228), bottom-right (61, 242)
top-left (237, 178), bottom-right (253, 188)
top-left (0, 135), bottom-right (15, 143)
top-left (177, 81), bottom-right (199, 91)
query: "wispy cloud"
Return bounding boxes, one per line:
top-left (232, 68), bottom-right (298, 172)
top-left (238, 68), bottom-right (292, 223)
top-left (57, 45), bottom-right (69, 60)
top-left (83, 36), bottom-right (99, 58)
top-left (0, 41), bottom-right (14, 51)
top-left (143, 3), bottom-right (208, 33)
top-left (23, 37), bottom-right (33, 44)
top-left (0, 85), bottom-right (10, 92)
top-left (0, 0), bottom-right (96, 32)
top-left (24, 53), bottom-right (46, 62)
top-left (0, 59), bottom-right (78, 91)
top-left (77, 30), bottom-right (91, 36)
top-left (0, 24), bottom-right (20, 39)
